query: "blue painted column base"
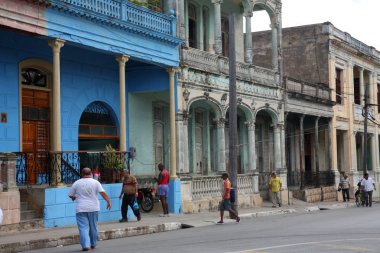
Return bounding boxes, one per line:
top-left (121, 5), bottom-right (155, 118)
top-left (168, 179), bottom-right (182, 214)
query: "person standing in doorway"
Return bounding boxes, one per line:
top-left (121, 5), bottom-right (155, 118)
top-left (68, 167), bottom-right (111, 251)
top-left (361, 172), bottom-right (376, 207)
top-left (217, 173), bottom-right (240, 224)
top-left (339, 174), bottom-right (350, 202)
top-left (119, 169), bottom-right (141, 222)
top-left (269, 171), bottom-right (282, 208)
top-left (155, 163), bottom-right (169, 216)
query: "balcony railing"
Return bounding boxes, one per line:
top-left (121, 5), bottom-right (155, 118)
top-left (285, 77), bottom-right (331, 101)
top-left (16, 151), bottom-right (130, 186)
top-left (191, 174), bottom-right (255, 200)
top-left (50, 0), bottom-right (176, 37)
top-left (182, 47), bottom-right (278, 86)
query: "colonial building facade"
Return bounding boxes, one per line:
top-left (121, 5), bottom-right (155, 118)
top-left (173, 0), bottom-right (288, 211)
top-left (0, 0), bottom-right (182, 226)
top-left (253, 22), bottom-right (380, 200)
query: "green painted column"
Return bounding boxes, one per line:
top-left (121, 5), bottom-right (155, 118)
top-left (217, 118), bottom-right (226, 172)
top-left (205, 111), bottom-right (211, 174)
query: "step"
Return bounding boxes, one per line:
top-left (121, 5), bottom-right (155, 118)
top-left (0, 219), bottom-right (44, 236)
top-left (21, 210), bottom-right (37, 221)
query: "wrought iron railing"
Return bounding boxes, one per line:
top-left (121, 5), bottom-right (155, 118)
top-left (16, 151), bottom-right (129, 186)
top-left (287, 170), bottom-right (335, 188)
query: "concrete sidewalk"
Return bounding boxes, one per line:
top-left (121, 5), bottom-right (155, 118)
top-left (0, 200), bottom-right (357, 253)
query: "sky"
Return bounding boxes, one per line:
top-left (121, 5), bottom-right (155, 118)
top-left (251, 0), bottom-right (380, 50)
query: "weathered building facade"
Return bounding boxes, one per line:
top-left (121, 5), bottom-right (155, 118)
top-left (0, 0), bottom-right (182, 227)
top-left (253, 22), bottom-right (380, 200)
top-left (173, 0), bottom-right (289, 211)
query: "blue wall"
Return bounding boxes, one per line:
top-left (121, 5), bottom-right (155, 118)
top-left (0, 29), bottom-right (171, 153)
top-left (44, 183), bottom-right (137, 228)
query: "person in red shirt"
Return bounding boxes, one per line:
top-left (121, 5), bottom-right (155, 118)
top-left (218, 173), bottom-right (240, 224)
top-left (155, 163), bottom-right (169, 216)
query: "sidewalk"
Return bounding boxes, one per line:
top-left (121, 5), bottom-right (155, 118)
top-left (0, 200), bottom-right (357, 253)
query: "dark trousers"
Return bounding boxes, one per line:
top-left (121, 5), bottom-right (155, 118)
top-left (121, 194), bottom-right (140, 219)
top-left (364, 190), bottom-right (373, 207)
top-left (342, 188), bottom-right (349, 201)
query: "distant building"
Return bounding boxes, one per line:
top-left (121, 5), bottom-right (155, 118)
top-left (253, 22), bottom-right (380, 199)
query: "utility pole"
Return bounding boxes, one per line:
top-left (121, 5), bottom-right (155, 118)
top-left (363, 84), bottom-right (369, 175)
top-left (228, 13), bottom-right (238, 213)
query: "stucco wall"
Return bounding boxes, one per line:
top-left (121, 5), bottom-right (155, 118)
top-left (44, 184), bottom-right (124, 228)
top-left (252, 24), bottom-right (330, 85)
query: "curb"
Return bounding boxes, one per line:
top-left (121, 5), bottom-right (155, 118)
top-left (0, 222), bottom-right (182, 253)
top-left (240, 209), bottom-right (297, 219)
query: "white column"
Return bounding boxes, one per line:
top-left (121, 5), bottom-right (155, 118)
top-left (244, 12), bottom-right (253, 64)
top-left (176, 114), bottom-right (184, 174)
top-left (270, 22), bottom-right (279, 71)
top-left (280, 123), bottom-right (286, 168)
top-left (359, 67), bottom-right (364, 106)
top-left (115, 55), bottom-right (129, 152)
top-left (371, 133), bottom-right (377, 172)
top-left (247, 121), bottom-right (256, 172)
top-left (212, 0), bottom-right (222, 55)
top-left (217, 118), bottom-right (226, 172)
top-left (274, 125), bottom-right (281, 169)
top-left (48, 39), bottom-right (65, 152)
top-left (167, 68), bottom-right (177, 179)
top-left (178, 0), bottom-right (186, 40)
top-left (183, 116), bottom-right (189, 173)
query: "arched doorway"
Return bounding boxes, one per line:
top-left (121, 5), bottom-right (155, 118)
top-left (187, 99), bottom-right (221, 175)
top-left (78, 101), bottom-right (118, 151)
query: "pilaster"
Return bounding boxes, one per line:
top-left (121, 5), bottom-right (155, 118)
top-left (246, 120), bottom-right (256, 172)
top-left (274, 124), bottom-right (281, 170)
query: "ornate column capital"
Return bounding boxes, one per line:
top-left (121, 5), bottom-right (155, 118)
top-left (244, 11), bottom-right (253, 18)
top-left (166, 67), bottom-right (179, 75)
top-left (246, 120), bottom-right (255, 131)
top-left (48, 39), bottom-right (65, 52)
top-left (115, 55), bottom-right (129, 65)
top-left (216, 118), bottom-right (226, 128)
top-left (211, 0), bottom-right (223, 4)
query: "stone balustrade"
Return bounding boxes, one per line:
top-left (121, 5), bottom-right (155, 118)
top-left (191, 174), bottom-right (255, 200)
top-left (182, 47), bottom-right (278, 87)
top-left (285, 77), bottom-right (331, 101)
top-left (327, 23), bottom-right (380, 60)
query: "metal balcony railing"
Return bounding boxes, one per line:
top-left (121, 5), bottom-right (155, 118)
top-left (16, 151), bottom-right (130, 186)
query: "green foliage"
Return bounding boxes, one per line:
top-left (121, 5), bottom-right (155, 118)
top-left (104, 144), bottom-right (125, 171)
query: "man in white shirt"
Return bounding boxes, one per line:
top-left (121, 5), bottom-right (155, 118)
top-left (361, 172), bottom-right (376, 207)
top-left (68, 167), bottom-right (111, 251)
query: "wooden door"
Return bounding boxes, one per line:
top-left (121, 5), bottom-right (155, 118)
top-left (22, 88), bottom-right (50, 184)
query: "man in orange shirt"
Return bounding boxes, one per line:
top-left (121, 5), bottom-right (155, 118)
top-left (218, 173), bottom-right (240, 224)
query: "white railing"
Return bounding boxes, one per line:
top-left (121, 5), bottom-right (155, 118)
top-left (285, 77), bottom-right (331, 101)
top-left (191, 174), bottom-right (255, 200)
top-left (182, 48), bottom-right (219, 73)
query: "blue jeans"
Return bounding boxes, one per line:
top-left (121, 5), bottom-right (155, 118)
top-left (76, 212), bottom-right (99, 249)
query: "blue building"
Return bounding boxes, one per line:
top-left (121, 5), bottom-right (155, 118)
top-left (0, 0), bottom-right (182, 227)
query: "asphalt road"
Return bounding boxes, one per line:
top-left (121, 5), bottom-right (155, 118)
top-left (29, 205), bottom-right (380, 253)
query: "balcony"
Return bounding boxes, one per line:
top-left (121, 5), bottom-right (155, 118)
top-left (182, 47), bottom-right (279, 87)
top-left (49, 0), bottom-right (178, 41)
top-left (284, 77), bottom-right (332, 103)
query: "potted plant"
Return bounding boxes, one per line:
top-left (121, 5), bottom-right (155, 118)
top-left (103, 144), bottom-right (125, 183)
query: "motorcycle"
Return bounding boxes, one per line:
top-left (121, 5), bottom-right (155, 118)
top-left (137, 187), bottom-right (155, 212)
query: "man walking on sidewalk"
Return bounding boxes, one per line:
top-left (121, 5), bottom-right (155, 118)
top-left (361, 172), bottom-right (376, 207)
top-left (269, 171), bottom-right (282, 208)
top-left (218, 173), bottom-right (240, 224)
top-left (119, 169), bottom-right (141, 222)
top-left (68, 167), bottom-right (112, 251)
top-left (339, 174), bottom-right (350, 202)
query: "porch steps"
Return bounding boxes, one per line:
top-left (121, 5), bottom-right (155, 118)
top-left (19, 189), bottom-right (41, 222)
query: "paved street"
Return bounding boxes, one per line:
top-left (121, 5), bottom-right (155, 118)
top-left (28, 204), bottom-right (380, 253)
